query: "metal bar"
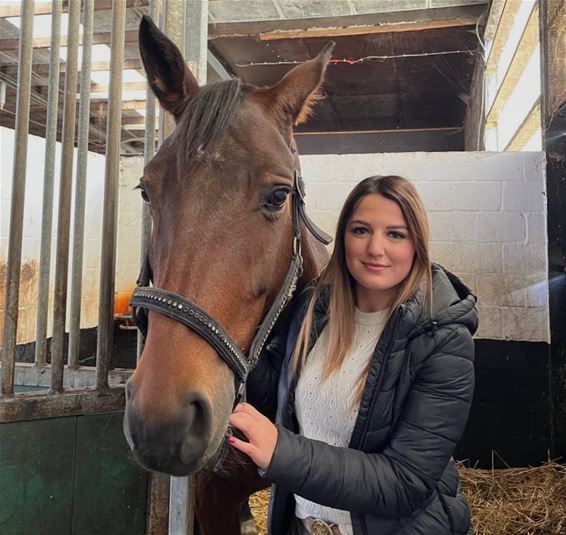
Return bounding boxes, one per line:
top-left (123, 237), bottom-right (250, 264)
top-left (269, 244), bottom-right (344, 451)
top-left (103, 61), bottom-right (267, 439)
top-left (207, 50), bottom-right (231, 81)
top-left (169, 477), bottom-right (195, 535)
top-left (138, 0), bottom-right (161, 360)
top-left (35, 0), bottom-right (62, 368)
top-left (50, 0), bottom-right (81, 393)
top-left (0, 0), bottom-right (35, 397)
top-left (96, 0), bottom-right (127, 389)
top-left (186, 0), bottom-right (209, 85)
top-left (68, 0), bottom-right (95, 368)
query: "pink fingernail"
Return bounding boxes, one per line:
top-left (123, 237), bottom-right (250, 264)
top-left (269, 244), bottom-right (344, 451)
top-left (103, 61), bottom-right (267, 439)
top-left (228, 436), bottom-right (236, 444)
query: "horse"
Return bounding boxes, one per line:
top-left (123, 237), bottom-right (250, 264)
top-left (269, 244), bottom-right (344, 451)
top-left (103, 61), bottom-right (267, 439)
top-left (123, 16), bottom-right (332, 534)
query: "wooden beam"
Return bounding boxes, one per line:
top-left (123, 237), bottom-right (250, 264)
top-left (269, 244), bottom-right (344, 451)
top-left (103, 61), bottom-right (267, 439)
top-left (0, 30), bottom-right (138, 51)
top-left (12, 363), bottom-right (132, 390)
top-left (294, 127), bottom-right (464, 154)
top-left (505, 100), bottom-right (542, 151)
top-left (485, 0), bottom-right (537, 67)
top-left (0, 386), bottom-right (125, 422)
top-left (88, 99), bottom-right (149, 111)
top-left (0, 0), bottom-right (148, 17)
top-left (259, 17), bottom-right (480, 41)
top-left (210, 4), bottom-right (488, 39)
top-left (2, 59), bottom-right (144, 75)
top-left (294, 126), bottom-right (463, 135)
top-left (485, 5), bottom-right (540, 122)
top-left (89, 81), bottom-right (147, 92)
top-left (122, 116), bottom-right (147, 125)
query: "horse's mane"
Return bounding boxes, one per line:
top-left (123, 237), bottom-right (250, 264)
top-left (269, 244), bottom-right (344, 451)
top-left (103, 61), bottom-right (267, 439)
top-left (177, 78), bottom-right (249, 174)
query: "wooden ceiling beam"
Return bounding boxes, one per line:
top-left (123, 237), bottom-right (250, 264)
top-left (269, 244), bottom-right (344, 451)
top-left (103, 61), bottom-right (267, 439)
top-left (210, 4), bottom-right (488, 39)
top-left (259, 17), bottom-right (479, 41)
top-left (0, 3), bottom-right (491, 49)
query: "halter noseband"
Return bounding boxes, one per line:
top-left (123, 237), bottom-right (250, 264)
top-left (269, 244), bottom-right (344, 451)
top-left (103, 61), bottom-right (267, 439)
top-left (129, 171), bottom-right (331, 404)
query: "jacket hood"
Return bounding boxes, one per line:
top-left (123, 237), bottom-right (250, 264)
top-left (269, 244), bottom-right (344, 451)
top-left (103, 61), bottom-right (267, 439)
top-left (403, 263), bottom-right (478, 339)
top-left (308, 264), bottom-right (478, 341)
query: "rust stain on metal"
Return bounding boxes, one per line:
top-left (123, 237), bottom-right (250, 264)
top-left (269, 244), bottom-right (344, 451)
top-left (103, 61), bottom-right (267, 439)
top-left (0, 259), bottom-right (39, 346)
top-left (148, 472), bottom-right (171, 535)
top-left (0, 259), bottom-right (5, 342)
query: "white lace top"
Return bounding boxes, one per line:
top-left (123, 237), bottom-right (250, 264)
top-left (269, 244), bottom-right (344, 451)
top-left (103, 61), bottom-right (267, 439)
top-left (294, 308), bottom-right (388, 535)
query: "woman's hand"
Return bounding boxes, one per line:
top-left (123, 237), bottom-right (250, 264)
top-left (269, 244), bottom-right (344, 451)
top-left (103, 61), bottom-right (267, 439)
top-left (228, 403), bottom-right (278, 470)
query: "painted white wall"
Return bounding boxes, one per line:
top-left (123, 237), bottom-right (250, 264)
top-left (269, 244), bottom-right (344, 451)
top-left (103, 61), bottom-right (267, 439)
top-left (119, 151), bottom-right (549, 344)
top-left (116, 156), bottom-right (143, 314)
top-left (0, 126), bottom-right (106, 344)
top-left (300, 151), bottom-right (548, 342)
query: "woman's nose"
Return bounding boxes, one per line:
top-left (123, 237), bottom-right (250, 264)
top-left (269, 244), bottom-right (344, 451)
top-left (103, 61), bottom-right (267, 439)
top-left (367, 234), bottom-right (385, 256)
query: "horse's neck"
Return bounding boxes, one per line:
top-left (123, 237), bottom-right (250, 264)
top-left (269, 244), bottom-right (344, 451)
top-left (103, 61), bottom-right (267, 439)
top-left (299, 228), bottom-right (330, 288)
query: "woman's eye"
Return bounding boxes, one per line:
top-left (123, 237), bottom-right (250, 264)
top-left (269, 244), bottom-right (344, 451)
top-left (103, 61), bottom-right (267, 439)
top-left (266, 188), bottom-right (289, 209)
top-left (388, 231), bottom-right (406, 239)
top-left (352, 226), bottom-right (368, 235)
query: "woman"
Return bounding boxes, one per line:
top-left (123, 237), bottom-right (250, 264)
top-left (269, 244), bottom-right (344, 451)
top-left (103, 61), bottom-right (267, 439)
top-left (229, 175), bottom-right (477, 535)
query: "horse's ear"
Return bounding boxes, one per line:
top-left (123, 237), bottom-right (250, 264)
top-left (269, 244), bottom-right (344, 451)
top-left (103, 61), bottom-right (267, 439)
top-left (267, 42), bottom-right (335, 126)
top-left (139, 15), bottom-right (198, 120)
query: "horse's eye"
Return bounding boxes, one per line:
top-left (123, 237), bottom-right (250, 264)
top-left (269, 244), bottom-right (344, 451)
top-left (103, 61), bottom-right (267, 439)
top-left (266, 188), bottom-right (290, 210)
top-left (138, 185), bottom-right (150, 203)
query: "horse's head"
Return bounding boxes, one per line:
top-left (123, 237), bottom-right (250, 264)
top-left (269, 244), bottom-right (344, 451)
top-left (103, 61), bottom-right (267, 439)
top-left (123, 16), bottom-right (332, 476)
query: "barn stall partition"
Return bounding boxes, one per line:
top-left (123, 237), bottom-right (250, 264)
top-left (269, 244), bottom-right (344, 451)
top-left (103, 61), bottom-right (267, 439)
top-left (0, 1), bottom-right (204, 533)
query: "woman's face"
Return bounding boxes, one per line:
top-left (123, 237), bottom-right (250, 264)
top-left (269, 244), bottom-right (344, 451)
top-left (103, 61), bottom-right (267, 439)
top-left (344, 193), bottom-right (416, 312)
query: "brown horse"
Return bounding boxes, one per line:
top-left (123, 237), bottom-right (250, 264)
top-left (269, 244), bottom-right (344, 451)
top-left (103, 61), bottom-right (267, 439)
top-left (123, 16), bottom-right (332, 534)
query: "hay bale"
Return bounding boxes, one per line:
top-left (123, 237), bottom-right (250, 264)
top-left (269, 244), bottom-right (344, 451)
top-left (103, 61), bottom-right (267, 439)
top-left (249, 462), bottom-right (566, 535)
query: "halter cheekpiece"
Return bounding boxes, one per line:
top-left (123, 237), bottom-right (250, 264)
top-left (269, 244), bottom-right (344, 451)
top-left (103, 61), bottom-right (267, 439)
top-left (130, 171), bottom-right (331, 405)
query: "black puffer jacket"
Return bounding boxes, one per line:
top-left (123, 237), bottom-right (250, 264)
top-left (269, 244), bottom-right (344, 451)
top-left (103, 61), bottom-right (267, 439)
top-left (248, 264), bottom-right (477, 535)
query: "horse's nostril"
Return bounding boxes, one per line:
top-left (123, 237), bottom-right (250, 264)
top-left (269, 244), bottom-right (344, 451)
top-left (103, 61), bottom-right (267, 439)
top-left (125, 381), bottom-right (134, 402)
top-left (178, 393), bottom-right (212, 465)
top-left (183, 393), bottom-right (211, 435)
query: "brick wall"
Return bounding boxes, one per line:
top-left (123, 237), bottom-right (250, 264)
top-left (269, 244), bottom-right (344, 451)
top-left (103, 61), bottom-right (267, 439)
top-left (300, 151), bottom-right (548, 342)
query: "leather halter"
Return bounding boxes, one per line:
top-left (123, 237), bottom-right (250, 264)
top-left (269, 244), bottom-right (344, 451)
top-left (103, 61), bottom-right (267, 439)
top-left (130, 171), bottom-right (331, 404)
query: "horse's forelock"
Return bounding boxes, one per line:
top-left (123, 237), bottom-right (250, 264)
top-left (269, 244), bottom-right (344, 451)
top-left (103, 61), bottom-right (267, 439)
top-left (176, 79), bottom-right (249, 176)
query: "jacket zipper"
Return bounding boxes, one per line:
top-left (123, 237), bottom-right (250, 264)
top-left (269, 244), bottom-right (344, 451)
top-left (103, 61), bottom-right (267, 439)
top-left (355, 307), bottom-right (403, 448)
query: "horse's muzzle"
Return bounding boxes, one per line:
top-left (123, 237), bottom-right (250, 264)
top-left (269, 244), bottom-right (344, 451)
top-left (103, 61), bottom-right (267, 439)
top-left (123, 384), bottom-right (213, 476)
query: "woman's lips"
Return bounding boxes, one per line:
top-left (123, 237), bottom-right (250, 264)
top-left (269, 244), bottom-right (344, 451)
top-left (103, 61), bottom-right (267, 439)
top-left (363, 262), bottom-right (388, 272)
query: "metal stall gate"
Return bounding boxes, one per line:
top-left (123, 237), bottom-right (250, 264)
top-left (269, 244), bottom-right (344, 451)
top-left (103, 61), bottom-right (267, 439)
top-left (0, 1), bottom-right (207, 533)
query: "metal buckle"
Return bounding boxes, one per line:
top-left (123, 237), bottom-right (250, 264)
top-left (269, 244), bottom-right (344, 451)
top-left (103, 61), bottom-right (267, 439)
top-left (295, 172), bottom-right (306, 202)
top-left (293, 235), bottom-right (301, 257)
top-left (311, 519), bottom-right (336, 535)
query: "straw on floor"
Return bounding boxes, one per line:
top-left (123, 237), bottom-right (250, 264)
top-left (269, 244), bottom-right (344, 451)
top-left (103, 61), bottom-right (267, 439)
top-left (249, 461), bottom-right (566, 535)
top-left (459, 461), bottom-right (566, 535)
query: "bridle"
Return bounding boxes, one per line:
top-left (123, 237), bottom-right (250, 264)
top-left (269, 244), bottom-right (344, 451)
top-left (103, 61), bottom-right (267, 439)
top-left (130, 171), bottom-right (332, 406)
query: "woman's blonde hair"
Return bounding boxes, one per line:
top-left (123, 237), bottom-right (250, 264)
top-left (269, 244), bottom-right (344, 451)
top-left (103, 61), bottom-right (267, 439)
top-left (292, 175), bottom-right (432, 400)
